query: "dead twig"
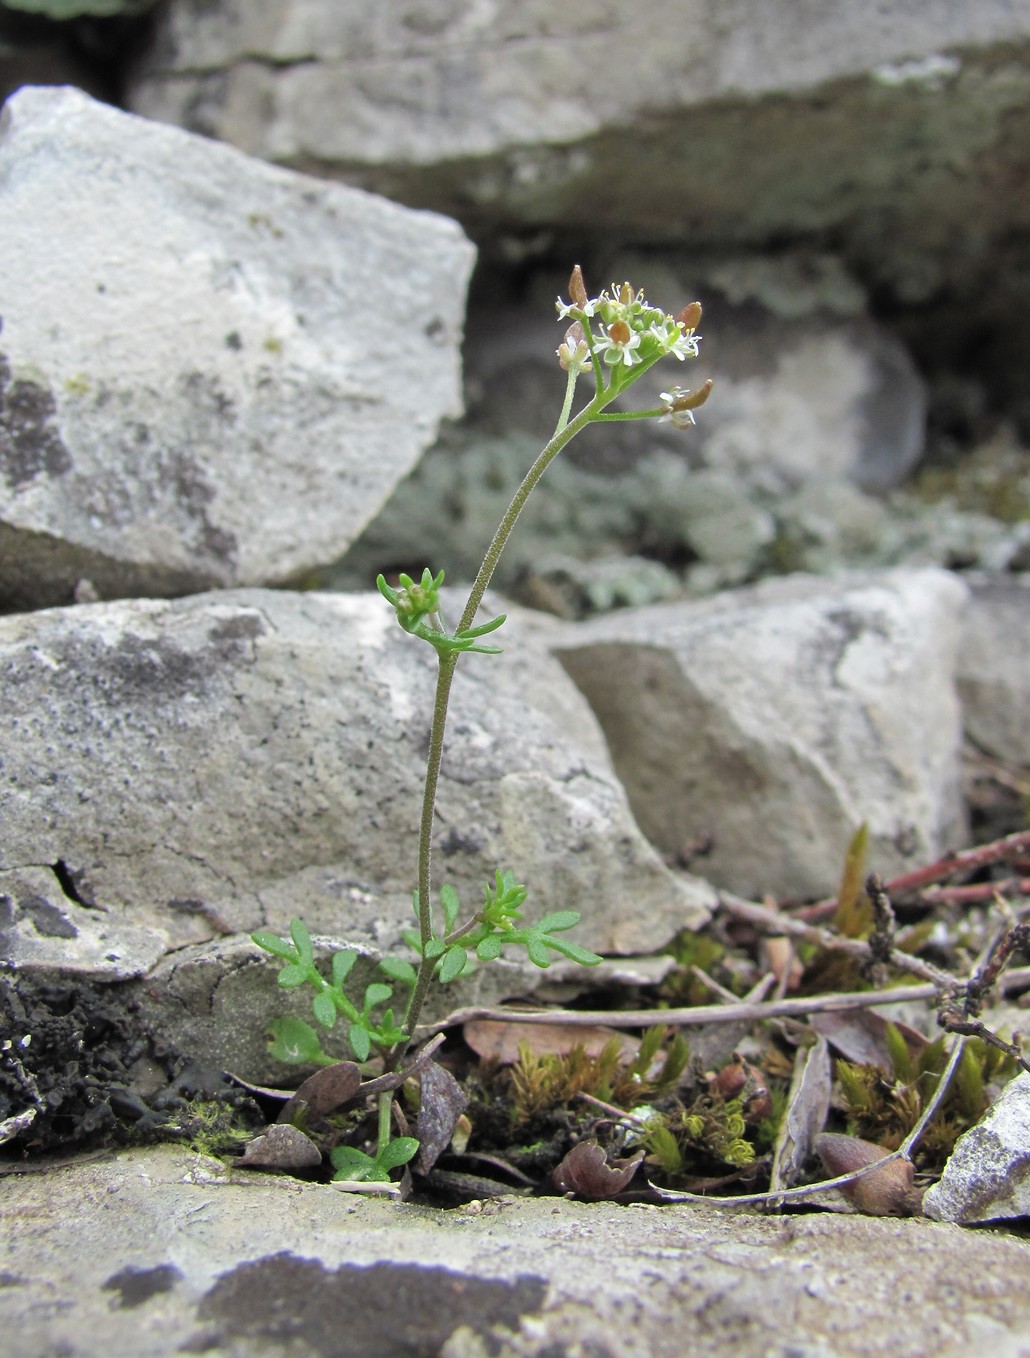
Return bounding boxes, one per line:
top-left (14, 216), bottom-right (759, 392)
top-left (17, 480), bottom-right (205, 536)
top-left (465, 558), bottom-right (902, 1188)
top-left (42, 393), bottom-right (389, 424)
top-left (412, 966), bottom-right (1030, 1040)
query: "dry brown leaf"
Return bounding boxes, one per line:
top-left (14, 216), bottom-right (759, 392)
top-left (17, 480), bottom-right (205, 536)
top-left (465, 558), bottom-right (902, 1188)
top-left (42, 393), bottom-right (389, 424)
top-left (416, 1059), bottom-right (469, 1175)
top-left (237, 1123), bottom-right (322, 1172)
top-left (276, 1061), bottom-right (362, 1126)
top-left (809, 1009), bottom-right (927, 1072)
top-left (463, 1019), bottom-right (638, 1065)
top-left (770, 1036), bottom-right (831, 1190)
top-left (551, 1140), bottom-right (644, 1198)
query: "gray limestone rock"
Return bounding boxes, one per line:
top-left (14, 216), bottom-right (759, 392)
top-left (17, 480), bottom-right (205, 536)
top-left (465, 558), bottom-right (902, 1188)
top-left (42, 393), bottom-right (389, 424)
top-left (923, 1072), bottom-right (1030, 1224)
top-left (126, 2), bottom-right (1030, 311)
top-left (957, 573), bottom-right (1030, 766)
top-left (0, 84), bottom-right (474, 611)
top-left (3, 1144), bottom-right (1030, 1358)
top-left (550, 568), bottom-right (969, 899)
top-left (0, 587), bottom-right (712, 982)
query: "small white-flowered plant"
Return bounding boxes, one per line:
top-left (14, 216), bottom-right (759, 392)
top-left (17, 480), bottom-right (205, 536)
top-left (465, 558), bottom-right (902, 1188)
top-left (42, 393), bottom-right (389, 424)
top-left (555, 268), bottom-right (712, 412)
top-left (253, 266), bottom-right (712, 1186)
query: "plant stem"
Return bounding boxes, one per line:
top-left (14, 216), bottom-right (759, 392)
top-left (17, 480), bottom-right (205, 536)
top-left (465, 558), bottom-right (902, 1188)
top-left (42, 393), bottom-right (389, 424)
top-left (400, 650), bottom-right (458, 1043)
top-left (399, 347), bottom-right (669, 1046)
top-left (457, 397), bottom-right (599, 634)
top-left (376, 1089), bottom-right (393, 1157)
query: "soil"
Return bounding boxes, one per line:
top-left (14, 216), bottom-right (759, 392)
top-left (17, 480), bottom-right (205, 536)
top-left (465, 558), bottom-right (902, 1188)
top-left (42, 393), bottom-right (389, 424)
top-left (0, 968), bottom-right (262, 1163)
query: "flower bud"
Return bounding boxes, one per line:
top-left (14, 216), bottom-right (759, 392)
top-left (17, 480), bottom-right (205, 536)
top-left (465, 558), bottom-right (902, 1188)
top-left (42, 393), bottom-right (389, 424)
top-left (677, 301), bottom-right (703, 331)
top-left (557, 322), bottom-right (590, 373)
top-left (663, 378), bottom-right (713, 413)
top-left (569, 264), bottom-right (589, 310)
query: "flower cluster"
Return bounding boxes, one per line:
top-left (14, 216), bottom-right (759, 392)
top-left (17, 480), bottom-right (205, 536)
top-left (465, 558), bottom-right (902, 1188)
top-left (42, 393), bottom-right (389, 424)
top-left (556, 267), bottom-right (705, 382)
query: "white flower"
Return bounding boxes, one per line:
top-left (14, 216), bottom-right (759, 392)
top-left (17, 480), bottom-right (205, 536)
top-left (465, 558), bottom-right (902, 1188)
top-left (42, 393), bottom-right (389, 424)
top-left (557, 324), bottom-right (591, 374)
top-left (596, 322), bottom-right (643, 368)
top-left (667, 329), bottom-right (701, 360)
top-left (556, 295), bottom-right (595, 320)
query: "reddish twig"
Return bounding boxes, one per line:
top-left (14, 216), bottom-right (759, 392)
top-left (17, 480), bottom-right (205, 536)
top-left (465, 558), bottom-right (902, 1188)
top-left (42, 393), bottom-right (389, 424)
top-left (795, 828), bottom-right (1030, 921)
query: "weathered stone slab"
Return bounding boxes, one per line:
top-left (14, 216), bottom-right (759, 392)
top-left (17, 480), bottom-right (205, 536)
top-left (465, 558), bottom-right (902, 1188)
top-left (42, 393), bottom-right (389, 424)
top-left (957, 573), bottom-right (1030, 766)
top-left (2, 1145), bottom-right (1029, 1358)
top-left (551, 569), bottom-right (969, 899)
top-left (923, 1071), bottom-right (1030, 1224)
top-left (0, 84), bottom-right (474, 610)
top-left (127, 2), bottom-right (1030, 303)
top-left (0, 587), bottom-right (712, 981)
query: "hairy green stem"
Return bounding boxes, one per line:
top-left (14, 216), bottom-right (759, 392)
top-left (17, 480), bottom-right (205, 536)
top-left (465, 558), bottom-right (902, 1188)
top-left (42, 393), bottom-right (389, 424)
top-left (376, 1089), bottom-right (393, 1157)
top-left (399, 348), bottom-right (668, 1046)
top-left (400, 650), bottom-right (458, 1044)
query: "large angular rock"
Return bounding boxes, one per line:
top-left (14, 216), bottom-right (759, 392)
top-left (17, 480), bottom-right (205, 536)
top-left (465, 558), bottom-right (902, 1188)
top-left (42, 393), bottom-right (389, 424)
top-left (0, 587), bottom-right (712, 980)
top-left (0, 85), bottom-right (474, 611)
top-left (957, 573), bottom-right (1030, 766)
top-left (4, 1145), bottom-right (1030, 1358)
top-left (923, 1072), bottom-right (1030, 1225)
top-left (551, 569), bottom-right (969, 899)
top-left (127, 2), bottom-right (1030, 302)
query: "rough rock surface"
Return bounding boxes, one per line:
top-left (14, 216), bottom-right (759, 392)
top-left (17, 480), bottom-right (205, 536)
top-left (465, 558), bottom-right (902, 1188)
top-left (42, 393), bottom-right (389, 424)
top-left (126, 2), bottom-right (1030, 284)
top-left (0, 84), bottom-right (474, 611)
top-left (0, 587), bottom-right (712, 975)
top-left (923, 1072), bottom-right (1030, 1224)
top-left (3, 1145), bottom-right (1030, 1358)
top-left (957, 573), bottom-right (1030, 766)
top-left (123, 1), bottom-right (1030, 438)
top-left (551, 569), bottom-right (969, 898)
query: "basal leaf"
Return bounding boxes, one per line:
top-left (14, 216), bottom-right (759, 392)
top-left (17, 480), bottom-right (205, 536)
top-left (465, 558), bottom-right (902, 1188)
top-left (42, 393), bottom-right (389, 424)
top-left (349, 1022), bottom-right (372, 1062)
top-left (250, 930), bottom-right (296, 961)
top-left (312, 989), bottom-right (338, 1030)
top-left (276, 963), bottom-right (310, 989)
top-left (289, 917), bottom-right (315, 962)
top-left (533, 910), bottom-right (581, 934)
top-left (331, 949), bottom-right (357, 988)
top-left (266, 1016), bottom-right (330, 1066)
top-left (378, 1136), bottom-right (420, 1169)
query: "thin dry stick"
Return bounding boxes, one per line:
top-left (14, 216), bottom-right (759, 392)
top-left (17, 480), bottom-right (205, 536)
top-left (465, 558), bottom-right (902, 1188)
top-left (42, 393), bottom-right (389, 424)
top-left (719, 891), bottom-right (959, 991)
top-left (650, 1036), bottom-right (967, 1209)
top-left (412, 968), bottom-right (1030, 1039)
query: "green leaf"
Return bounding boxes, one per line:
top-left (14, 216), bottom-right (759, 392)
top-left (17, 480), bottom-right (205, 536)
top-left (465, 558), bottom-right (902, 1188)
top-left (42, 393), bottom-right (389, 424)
top-left (266, 1017), bottom-right (333, 1066)
top-left (423, 937), bottom-right (446, 959)
top-left (525, 937), bottom-right (552, 967)
top-left (438, 945), bottom-right (468, 983)
top-left (311, 989), bottom-right (338, 1030)
top-left (330, 1145), bottom-right (376, 1179)
top-left (363, 982), bottom-right (393, 1011)
top-left (379, 957), bottom-right (417, 986)
top-left (331, 950), bottom-right (358, 988)
top-left (378, 1136), bottom-right (420, 1169)
top-left (439, 883), bottom-right (460, 934)
top-left (289, 918), bottom-right (314, 963)
top-left (533, 910), bottom-right (581, 934)
top-left (476, 934), bottom-right (503, 962)
top-left (276, 963), bottom-right (310, 989)
top-left (542, 938), bottom-right (603, 967)
top-left (250, 930), bottom-right (296, 961)
top-left (349, 1023), bottom-right (371, 1062)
